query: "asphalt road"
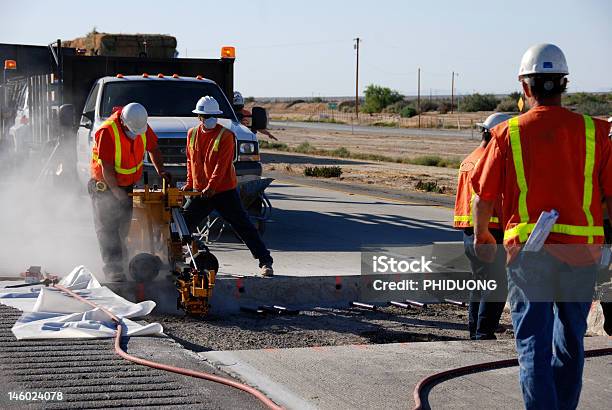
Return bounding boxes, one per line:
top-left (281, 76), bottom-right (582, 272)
top-left (212, 179), bottom-right (460, 277)
top-left (270, 120), bottom-right (474, 139)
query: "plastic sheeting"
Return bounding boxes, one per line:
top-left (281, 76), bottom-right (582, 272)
top-left (0, 266), bottom-right (163, 340)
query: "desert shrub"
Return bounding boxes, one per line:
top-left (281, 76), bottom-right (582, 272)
top-left (339, 100), bottom-right (356, 112)
top-left (417, 100), bottom-right (439, 112)
top-left (312, 97), bottom-right (324, 103)
top-left (407, 155), bottom-right (461, 168)
top-left (496, 92), bottom-right (521, 112)
top-left (331, 147), bottom-right (351, 158)
top-left (304, 166), bottom-right (343, 178)
top-left (295, 142), bottom-right (316, 154)
top-left (414, 180), bottom-right (445, 193)
top-left (458, 93), bottom-right (500, 112)
top-left (436, 101), bottom-right (451, 114)
top-left (400, 106), bottom-right (417, 118)
top-left (362, 84), bottom-right (404, 113)
top-left (259, 140), bottom-right (288, 150)
top-left (563, 92), bottom-right (612, 116)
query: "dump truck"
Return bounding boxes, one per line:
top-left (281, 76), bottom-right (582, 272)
top-left (0, 39), bottom-right (268, 198)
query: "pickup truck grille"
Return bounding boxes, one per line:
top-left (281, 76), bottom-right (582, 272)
top-left (154, 138), bottom-right (187, 165)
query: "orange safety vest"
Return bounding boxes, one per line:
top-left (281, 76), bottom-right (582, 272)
top-left (504, 115), bottom-right (604, 245)
top-left (91, 112), bottom-right (147, 186)
top-left (454, 146), bottom-right (500, 229)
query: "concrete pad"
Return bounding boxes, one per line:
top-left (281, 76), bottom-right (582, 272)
top-left (200, 337), bottom-right (612, 410)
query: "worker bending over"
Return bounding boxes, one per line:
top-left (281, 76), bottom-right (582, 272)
top-left (454, 113), bottom-right (511, 339)
top-left (89, 103), bottom-right (169, 282)
top-left (472, 44), bottom-right (612, 409)
top-left (182, 96), bottom-right (274, 277)
top-left (233, 91), bottom-right (278, 141)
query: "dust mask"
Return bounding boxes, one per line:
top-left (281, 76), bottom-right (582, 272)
top-left (203, 117), bottom-right (217, 129)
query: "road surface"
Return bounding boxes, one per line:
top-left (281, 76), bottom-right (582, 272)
top-left (270, 120), bottom-right (474, 139)
top-left (212, 179), bottom-right (459, 277)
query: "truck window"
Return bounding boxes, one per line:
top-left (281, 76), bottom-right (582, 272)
top-left (83, 83), bottom-right (100, 114)
top-left (100, 81), bottom-right (236, 119)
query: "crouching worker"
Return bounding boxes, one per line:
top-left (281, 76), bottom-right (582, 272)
top-left (454, 113), bottom-right (511, 339)
top-left (89, 103), bottom-right (169, 282)
top-left (182, 96), bottom-right (274, 277)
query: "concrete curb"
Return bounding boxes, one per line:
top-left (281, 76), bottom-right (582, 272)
top-left (107, 274), bottom-right (366, 315)
top-left (201, 350), bottom-right (317, 410)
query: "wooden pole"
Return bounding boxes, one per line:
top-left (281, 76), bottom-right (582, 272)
top-left (354, 38), bottom-right (360, 120)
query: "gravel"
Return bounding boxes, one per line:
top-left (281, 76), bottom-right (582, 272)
top-left (151, 304), bottom-right (514, 352)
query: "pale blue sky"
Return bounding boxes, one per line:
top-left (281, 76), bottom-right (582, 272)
top-left (2, 0), bottom-right (610, 97)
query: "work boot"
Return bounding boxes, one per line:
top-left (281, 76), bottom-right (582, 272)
top-left (259, 264), bottom-right (274, 277)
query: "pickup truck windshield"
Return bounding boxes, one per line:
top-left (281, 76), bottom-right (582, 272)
top-left (100, 81), bottom-right (236, 119)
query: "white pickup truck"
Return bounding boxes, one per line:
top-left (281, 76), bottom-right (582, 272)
top-left (76, 74), bottom-right (264, 187)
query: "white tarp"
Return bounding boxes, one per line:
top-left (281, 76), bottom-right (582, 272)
top-left (0, 266), bottom-right (163, 340)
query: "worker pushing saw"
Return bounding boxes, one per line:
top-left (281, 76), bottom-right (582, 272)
top-left (181, 96), bottom-right (274, 277)
top-left (89, 103), bottom-right (169, 282)
top-left (471, 44), bottom-right (612, 409)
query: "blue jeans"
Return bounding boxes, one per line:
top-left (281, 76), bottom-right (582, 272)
top-left (507, 249), bottom-right (596, 410)
top-left (463, 231), bottom-right (507, 339)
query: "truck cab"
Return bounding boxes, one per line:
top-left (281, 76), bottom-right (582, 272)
top-left (77, 74), bottom-right (262, 186)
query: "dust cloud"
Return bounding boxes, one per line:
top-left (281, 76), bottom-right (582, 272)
top-left (0, 155), bottom-right (104, 280)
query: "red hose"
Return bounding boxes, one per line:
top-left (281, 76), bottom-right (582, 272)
top-left (53, 284), bottom-right (283, 410)
top-left (412, 345), bottom-right (612, 410)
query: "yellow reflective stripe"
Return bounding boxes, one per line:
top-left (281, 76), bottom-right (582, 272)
top-left (107, 120), bottom-right (144, 175)
top-left (504, 222), bottom-right (604, 241)
top-left (508, 117), bottom-right (529, 242)
top-left (212, 129), bottom-right (225, 152)
top-left (454, 215), bottom-right (499, 224)
top-left (109, 121), bottom-right (122, 169)
top-left (189, 127), bottom-right (197, 152)
top-left (582, 115), bottom-right (595, 244)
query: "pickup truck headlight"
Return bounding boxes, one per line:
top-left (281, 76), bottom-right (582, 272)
top-left (239, 142), bottom-right (256, 154)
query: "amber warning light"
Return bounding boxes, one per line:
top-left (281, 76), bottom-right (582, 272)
top-left (4, 60), bottom-right (17, 70)
top-left (221, 46), bottom-right (235, 59)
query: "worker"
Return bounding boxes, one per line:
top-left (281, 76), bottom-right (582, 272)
top-left (182, 96), bottom-right (274, 277)
top-left (454, 112), bottom-right (511, 340)
top-left (471, 44), bottom-right (612, 409)
top-left (602, 118), bottom-right (612, 335)
top-left (233, 91), bottom-right (278, 141)
top-left (89, 103), bottom-right (169, 282)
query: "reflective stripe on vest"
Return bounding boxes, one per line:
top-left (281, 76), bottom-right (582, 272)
top-left (92, 120), bottom-right (146, 175)
top-left (189, 127), bottom-right (226, 154)
top-left (503, 115), bottom-right (602, 243)
top-left (453, 192), bottom-right (499, 225)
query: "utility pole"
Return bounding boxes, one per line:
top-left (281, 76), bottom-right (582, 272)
top-left (451, 71), bottom-right (455, 114)
top-left (354, 37), bottom-right (360, 119)
top-left (451, 72), bottom-right (459, 113)
top-left (417, 67), bottom-right (421, 128)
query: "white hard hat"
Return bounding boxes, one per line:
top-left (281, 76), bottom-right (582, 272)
top-left (518, 43), bottom-right (569, 77)
top-left (121, 103), bottom-right (148, 135)
top-left (192, 96), bottom-right (223, 115)
top-left (233, 91), bottom-right (244, 106)
top-left (477, 113), bottom-right (512, 131)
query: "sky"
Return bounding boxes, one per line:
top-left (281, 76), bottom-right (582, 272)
top-left (1, 0), bottom-right (611, 97)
